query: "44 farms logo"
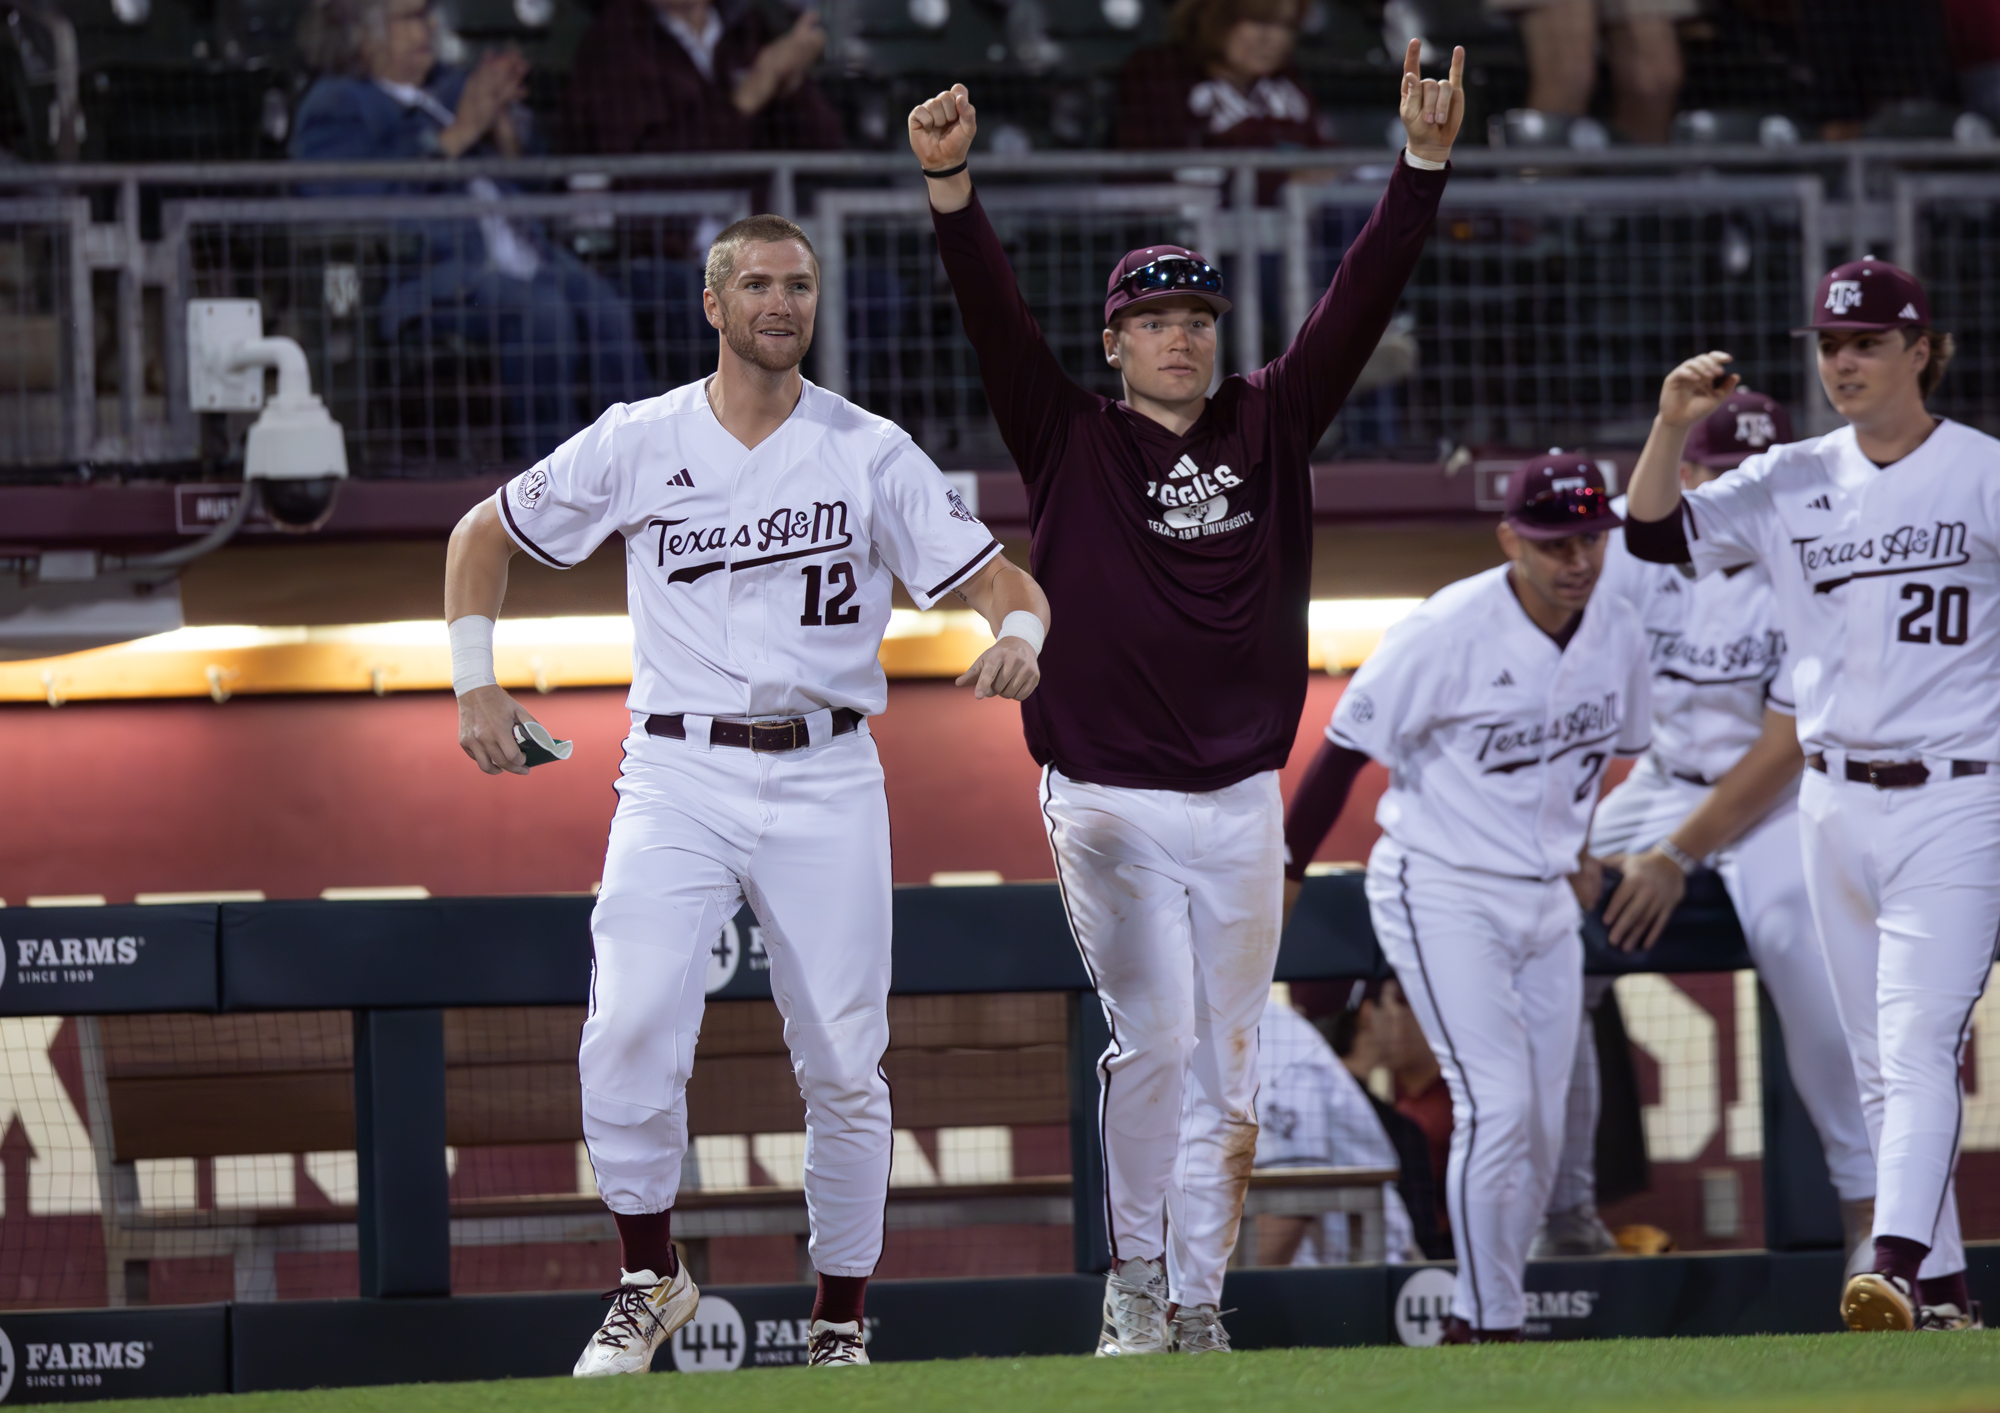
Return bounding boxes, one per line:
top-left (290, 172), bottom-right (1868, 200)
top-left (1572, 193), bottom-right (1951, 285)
top-left (2, 1329), bottom-right (157, 1398)
top-left (3, 934), bottom-right (147, 989)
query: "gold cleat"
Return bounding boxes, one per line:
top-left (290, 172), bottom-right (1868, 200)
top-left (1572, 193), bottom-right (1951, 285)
top-left (1842, 1273), bottom-right (1916, 1332)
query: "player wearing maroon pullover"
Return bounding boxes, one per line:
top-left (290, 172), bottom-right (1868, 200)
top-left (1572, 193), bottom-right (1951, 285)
top-left (909, 43), bottom-right (1463, 1355)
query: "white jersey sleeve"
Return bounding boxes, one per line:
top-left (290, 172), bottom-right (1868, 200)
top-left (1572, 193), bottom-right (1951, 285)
top-left (1599, 500), bottom-right (1650, 610)
top-left (495, 406), bottom-right (633, 570)
top-left (1766, 625), bottom-right (1797, 714)
top-left (1618, 620), bottom-right (1653, 755)
top-left (868, 438), bottom-right (1003, 610)
top-left (1681, 454), bottom-right (1778, 579)
top-left (1328, 610), bottom-right (1450, 768)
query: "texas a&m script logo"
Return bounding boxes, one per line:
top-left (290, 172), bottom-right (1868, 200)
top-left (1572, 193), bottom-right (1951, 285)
top-left (1824, 280), bottom-right (1864, 315)
top-left (1791, 520), bottom-right (1969, 594)
top-left (645, 501), bottom-right (855, 586)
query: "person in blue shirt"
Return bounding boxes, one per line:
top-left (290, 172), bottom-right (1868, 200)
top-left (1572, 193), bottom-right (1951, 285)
top-left (291, 0), bottom-right (648, 456)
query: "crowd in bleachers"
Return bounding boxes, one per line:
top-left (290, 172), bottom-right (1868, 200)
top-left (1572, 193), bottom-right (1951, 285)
top-left (0, 0), bottom-right (1990, 164)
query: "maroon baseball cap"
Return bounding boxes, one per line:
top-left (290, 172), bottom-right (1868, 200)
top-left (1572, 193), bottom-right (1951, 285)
top-left (1798, 256), bottom-right (1931, 335)
top-left (1504, 452), bottom-right (1623, 541)
top-left (1684, 390), bottom-right (1793, 470)
top-left (1104, 244), bottom-right (1232, 325)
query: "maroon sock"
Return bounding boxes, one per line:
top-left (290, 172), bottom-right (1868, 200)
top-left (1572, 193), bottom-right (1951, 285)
top-left (612, 1211), bottom-right (677, 1279)
top-left (813, 1274), bottom-right (867, 1326)
top-left (1920, 1270), bottom-right (1970, 1312)
top-left (1873, 1235), bottom-right (1928, 1291)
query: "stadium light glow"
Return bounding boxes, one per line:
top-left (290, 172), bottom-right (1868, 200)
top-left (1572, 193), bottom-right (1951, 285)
top-left (0, 600), bottom-right (1425, 703)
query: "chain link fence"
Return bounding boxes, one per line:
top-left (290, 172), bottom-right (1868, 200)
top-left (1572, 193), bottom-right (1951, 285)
top-left (0, 998), bottom-right (1071, 1310)
top-left (1284, 176), bottom-right (1823, 457)
top-left (7, 151), bottom-right (2000, 478)
top-left (1895, 174), bottom-right (2000, 437)
top-left (167, 191), bottom-right (747, 475)
top-left (815, 184), bottom-right (1218, 469)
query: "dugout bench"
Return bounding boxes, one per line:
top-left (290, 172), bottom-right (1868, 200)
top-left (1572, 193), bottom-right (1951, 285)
top-left (14, 882), bottom-right (1411, 1308)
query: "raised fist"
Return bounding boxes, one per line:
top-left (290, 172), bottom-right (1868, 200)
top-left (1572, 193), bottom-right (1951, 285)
top-left (908, 83), bottom-right (976, 171)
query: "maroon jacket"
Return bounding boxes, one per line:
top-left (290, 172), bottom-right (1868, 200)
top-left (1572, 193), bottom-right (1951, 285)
top-left (563, 0), bottom-right (844, 154)
top-left (931, 156), bottom-right (1447, 791)
top-left (1115, 44), bottom-right (1327, 151)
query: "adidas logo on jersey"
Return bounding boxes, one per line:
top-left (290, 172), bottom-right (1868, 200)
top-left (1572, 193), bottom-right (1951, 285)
top-left (667, 468), bottom-right (696, 488)
top-left (1169, 454), bottom-right (1200, 481)
top-left (1492, 668), bottom-right (1514, 687)
top-left (1806, 494), bottom-right (1831, 511)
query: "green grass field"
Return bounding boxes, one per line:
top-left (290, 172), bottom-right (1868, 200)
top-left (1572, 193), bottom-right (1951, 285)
top-left (77, 1334), bottom-right (2000, 1413)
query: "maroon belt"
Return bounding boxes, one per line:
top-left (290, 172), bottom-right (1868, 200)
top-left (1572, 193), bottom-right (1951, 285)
top-left (646, 708), bottom-right (862, 753)
top-left (1807, 753), bottom-right (1990, 789)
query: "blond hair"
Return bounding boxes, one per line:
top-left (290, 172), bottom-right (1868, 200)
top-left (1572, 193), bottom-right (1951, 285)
top-left (705, 215), bottom-right (818, 298)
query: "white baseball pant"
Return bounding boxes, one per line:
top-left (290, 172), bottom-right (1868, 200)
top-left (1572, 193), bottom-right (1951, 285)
top-left (1546, 975), bottom-right (1614, 1215)
top-left (579, 719), bottom-right (894, 1279)
top-left (1366, 837), bottom-right (1582, 1332)
top-left (1581, 758), bottom-right (1875, 1202)
top-left (1798, 764), bottom-right (2000, 1279)
top-left (1040, 765), bottom-right (1283, 1310)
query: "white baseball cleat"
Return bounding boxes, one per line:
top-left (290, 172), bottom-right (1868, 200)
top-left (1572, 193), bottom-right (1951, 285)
top-left (572, 1265), bottom-right (699, 1376)
top-left (1918, 1300), bottom-right (1984, 1332)
top-left (1531, 1203), bottom-right (1618, 1259)
top-left (1169, 1303), bottom-right (1233, 1354)
top-left (1096, 1256), bottom-right (1170, 1356)
top-left (807, 1319), bottom-right (870, 1366)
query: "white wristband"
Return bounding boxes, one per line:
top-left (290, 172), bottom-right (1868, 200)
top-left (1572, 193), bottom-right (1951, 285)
top-left (449, 614), bottom-right (498, 696)
top-left (997, 610), bottom-right (1045, 655)
top-left (1404, 147), bottom-right (1448, 171)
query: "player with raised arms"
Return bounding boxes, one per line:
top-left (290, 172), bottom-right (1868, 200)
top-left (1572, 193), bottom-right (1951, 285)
top-left (907, 40), bottom-right (1463, 1355)
top-left (443, 214), bottom-right (1051, 1373)
top-left (1539, 391), bottom-right (1876, 1276)
top-left (1283, 454), bottom-right (1651, 1343)
top-left (1622, 259), bottom-right (1997, 1333)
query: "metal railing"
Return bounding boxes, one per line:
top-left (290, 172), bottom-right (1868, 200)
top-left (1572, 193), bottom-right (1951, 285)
top-left (2, 142), bottom-right (1998, 476)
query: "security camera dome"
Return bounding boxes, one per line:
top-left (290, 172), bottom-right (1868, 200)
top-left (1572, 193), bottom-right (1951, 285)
top-left (260, 476), bottom-right (342, 532)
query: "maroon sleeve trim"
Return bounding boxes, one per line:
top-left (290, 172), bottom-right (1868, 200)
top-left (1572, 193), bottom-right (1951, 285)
top-left (1624, 501), bottom-right (1695, 564)
top-left (925, 538), bottom-right (1004, 600)
top-left (1284, 739), bottom-right (1372, 882)
top-left (499, 490), bottom-right (572, 570)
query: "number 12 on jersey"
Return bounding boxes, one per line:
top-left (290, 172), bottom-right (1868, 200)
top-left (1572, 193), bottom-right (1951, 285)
top-left (801, 562), bottom-right (861, 627)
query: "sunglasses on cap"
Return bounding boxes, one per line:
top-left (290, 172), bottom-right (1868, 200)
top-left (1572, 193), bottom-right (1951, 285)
top-left (1516, 484), bottom-right (1612, 528)
top-left (1117, 258), bottom-right (1224, 301)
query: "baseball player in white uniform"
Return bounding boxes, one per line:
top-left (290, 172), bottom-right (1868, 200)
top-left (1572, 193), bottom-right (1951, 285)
top-left (1254, 994), bottom-right (1419, 1266)
top-left (1543, 391), bottom-right (1876, 1273)
top-left (1301, 453), bottom-right (1651, 1342)
top-left (443, 214), bottom-right (1051, 1372)
top-left (1623, 257), bottom-right (1995, 1333)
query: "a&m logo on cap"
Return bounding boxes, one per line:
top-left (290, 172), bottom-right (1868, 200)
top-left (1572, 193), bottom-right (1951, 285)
top-left (1736, 412), bottom-right (1777, 447)
top-left (1825, 281), bottom-right (1864, 316)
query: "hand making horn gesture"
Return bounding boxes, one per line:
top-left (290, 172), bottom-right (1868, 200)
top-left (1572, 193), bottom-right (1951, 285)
top-left (1398, 38), bottom-right (1465, 165)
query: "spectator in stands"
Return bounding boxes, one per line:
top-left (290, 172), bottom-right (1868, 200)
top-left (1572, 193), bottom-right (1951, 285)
top-left (1302, 974), bottom-right (1455, 1246)
top-left (1299, 978), bottom-right (1452, 1258)
top-left (1254, 987), bottom-right (1420, 1266)
top-left (1951, 0), bottom-right (2000, 124)
top-left (1113, 0), bottom-right (1326, 151)
top-left (563, 0), bottom-right (844, 155)
top-left (1790, 0), bottom-right (1955, 139)
top-left (292, 0), bottom-right (647, 455)
top-left (1487, 0), bottom-right (1686, 143)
